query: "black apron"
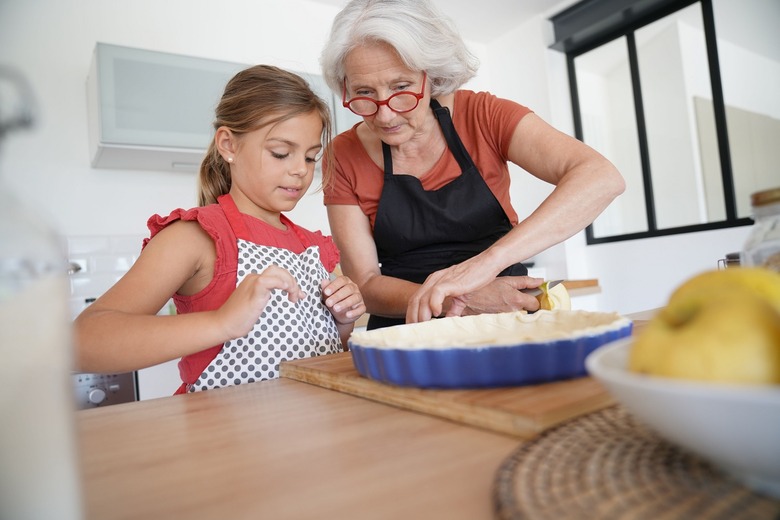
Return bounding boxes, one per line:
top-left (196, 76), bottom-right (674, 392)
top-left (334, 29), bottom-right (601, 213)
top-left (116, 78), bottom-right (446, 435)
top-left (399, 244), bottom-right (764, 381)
top-left (368, 99), bottom-right (526, 330)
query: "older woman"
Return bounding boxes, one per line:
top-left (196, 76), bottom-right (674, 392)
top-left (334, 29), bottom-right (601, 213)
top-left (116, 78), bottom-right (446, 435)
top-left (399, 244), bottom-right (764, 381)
top-left (321, 0), bottom-right (624, 329)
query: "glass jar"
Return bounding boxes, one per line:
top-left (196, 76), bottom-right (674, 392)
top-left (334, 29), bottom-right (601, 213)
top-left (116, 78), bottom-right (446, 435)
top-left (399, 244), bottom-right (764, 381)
top-left (0, 68), bottom-right (84, 520)
top-left (741, 187), bottom-right (780, 272)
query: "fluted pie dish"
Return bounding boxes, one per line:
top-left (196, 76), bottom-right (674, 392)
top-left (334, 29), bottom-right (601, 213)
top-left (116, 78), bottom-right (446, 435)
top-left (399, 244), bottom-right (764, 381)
top-left (349, 310), bottom-right (633, 388)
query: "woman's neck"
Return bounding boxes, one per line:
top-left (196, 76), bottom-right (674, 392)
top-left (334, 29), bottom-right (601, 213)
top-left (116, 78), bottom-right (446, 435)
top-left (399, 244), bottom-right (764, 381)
top-left (391, 116), bottom-right (446, 177)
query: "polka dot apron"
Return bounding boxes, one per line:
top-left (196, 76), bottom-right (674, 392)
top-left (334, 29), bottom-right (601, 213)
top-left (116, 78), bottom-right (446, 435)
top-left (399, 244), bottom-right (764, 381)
top-left (188, 197), bottom-right (341, 392)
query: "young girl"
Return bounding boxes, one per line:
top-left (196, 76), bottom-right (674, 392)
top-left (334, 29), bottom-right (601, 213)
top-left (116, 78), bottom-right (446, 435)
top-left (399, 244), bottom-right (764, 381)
top-left (74, 65), bottom-right (365, 394)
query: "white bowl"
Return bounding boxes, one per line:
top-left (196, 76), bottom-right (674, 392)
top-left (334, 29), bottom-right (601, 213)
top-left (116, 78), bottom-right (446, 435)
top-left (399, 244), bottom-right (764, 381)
top-left (586, 338), bottom-right (780, 499)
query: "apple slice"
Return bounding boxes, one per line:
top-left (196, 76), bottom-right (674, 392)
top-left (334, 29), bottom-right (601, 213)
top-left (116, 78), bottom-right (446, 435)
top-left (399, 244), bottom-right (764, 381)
top-left (537, 281), bottom-right (571, 311)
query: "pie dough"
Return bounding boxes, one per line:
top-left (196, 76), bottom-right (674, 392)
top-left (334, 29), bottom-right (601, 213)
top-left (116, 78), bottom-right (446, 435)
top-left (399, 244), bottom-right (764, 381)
top-left (349, 310), bottom-right (631, 349)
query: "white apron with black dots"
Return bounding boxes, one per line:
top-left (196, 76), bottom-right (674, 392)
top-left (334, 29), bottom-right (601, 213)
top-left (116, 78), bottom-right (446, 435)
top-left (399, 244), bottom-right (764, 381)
top-left (189, 239), bottom-right (341, 392)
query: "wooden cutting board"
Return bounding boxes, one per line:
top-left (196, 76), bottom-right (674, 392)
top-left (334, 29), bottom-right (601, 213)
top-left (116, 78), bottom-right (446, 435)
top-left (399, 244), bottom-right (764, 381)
top-left (280, 352), bottom-right (615, 439)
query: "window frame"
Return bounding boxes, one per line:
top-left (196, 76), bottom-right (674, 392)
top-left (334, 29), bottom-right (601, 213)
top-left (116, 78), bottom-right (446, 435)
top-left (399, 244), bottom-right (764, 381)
top-left (550, 0), bottom-right (753, 244)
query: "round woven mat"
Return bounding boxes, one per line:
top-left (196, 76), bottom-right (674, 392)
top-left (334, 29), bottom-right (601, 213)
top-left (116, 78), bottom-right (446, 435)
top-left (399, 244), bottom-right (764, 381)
top-left (493, 405), bottom-right (780, 520)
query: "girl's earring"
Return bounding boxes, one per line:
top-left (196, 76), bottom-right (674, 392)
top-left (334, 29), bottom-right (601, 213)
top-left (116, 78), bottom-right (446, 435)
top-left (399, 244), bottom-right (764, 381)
top-left (227, 157), bottom-right (233, 163)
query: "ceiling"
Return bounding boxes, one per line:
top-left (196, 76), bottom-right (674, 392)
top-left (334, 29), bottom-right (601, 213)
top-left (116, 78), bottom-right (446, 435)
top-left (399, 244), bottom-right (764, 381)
top-left (309, 0), bottom-right (570, 44)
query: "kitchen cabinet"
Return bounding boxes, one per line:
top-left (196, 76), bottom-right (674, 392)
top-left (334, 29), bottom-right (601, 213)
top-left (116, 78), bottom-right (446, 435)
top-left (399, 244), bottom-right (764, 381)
top-left (86, 43), bottom-right (245, 172)
top-left (86, 43), bottom-right (355, 173)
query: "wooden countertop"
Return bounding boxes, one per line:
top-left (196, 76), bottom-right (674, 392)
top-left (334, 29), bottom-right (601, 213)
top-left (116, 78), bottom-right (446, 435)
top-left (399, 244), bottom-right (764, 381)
top-left (76, 307), bottom-right (655, 519)
top-left (77, 378), bottom-right (519, 520)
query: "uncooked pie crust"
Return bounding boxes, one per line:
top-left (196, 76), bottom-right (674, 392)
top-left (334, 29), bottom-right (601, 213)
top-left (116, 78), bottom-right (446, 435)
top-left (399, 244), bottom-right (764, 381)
top-left (350, 310), bottom-right (631, 349)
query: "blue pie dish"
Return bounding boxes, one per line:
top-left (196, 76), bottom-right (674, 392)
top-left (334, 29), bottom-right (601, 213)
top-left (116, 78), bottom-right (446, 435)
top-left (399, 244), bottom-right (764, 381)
top-left (349, 310), bottom-right (633, 389)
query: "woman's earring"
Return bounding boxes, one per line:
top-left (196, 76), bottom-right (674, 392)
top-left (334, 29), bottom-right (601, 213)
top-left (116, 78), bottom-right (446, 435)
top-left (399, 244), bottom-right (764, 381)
top-left (227, 157), bottom-right (233, 163)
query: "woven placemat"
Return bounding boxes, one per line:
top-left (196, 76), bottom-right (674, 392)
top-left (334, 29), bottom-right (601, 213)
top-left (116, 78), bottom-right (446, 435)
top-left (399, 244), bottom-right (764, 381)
top-left (493, 405), bottom-right (780, 520)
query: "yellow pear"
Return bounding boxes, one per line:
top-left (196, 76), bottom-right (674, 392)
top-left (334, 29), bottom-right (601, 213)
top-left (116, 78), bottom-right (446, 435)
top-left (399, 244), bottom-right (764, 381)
top-left (630, 268), bottom-right (780, 384)
top-left (669, 267), bottom-right (780, 312)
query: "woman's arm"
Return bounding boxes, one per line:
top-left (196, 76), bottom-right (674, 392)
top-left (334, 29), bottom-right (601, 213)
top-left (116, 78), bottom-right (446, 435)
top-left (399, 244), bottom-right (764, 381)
top-left (327, 204), bottom-right (544, 319)
top-left (500, 112), bottom-right (625, 259)
top-left (407, 113), bottom-right (625, 322)
top-left (327, 204), bottom-right (419, 318)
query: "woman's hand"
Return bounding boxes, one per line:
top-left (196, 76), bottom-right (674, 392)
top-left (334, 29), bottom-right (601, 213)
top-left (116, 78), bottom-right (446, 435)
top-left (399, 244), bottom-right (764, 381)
top-left (322, 275), bottom-right (366, 325)
top-left (405, 246), bottom-right (544, 323)
top-left (216, 265), bottom-right (305, 339)
top-left (444, 276), bottom-right (544, 317)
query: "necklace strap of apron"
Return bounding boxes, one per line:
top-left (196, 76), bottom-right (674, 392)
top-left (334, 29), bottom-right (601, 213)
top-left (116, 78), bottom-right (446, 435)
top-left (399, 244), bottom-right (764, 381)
top-left (382, 98), bottom-right (474, 177)
top-left (381, 139), bottom-right (393, 177)
top-left (429, 98), bottom-right (474, 172)
top-left (380, 98), bottom-right (474, 176)
top-left (217, 194), bottom-right (251, 240)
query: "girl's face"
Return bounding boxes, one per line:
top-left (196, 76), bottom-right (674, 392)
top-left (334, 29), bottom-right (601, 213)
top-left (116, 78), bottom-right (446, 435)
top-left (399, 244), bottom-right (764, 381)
top-left (227, 111), bottom-right (323, 225)
top-left (343, 41), bottom-right (430, 147)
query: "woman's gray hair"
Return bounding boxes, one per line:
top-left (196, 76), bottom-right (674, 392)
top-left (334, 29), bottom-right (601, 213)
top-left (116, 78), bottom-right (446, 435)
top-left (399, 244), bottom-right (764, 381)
top-left (320, 0), bottom-right (479, 98)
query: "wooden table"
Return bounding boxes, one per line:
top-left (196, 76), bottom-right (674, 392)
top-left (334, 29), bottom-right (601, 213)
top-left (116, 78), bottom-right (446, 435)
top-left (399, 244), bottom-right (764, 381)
top-left (77, 309), bottom-right (658, 519)
top-left (77, 377), bottom-right (520, 519)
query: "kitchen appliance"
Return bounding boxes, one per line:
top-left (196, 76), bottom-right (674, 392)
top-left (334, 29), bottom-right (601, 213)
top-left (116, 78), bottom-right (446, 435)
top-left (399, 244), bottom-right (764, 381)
top-left (71, 296), bottom-right (138, 409)
top-left (72, 371), bottom-right (137, 409)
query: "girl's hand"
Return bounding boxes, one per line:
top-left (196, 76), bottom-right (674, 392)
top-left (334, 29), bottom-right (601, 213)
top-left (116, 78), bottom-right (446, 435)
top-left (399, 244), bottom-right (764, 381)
top-left (322, 276), bottom-right (366, 325)
top-left (216, 265), bottom-right (305, 339)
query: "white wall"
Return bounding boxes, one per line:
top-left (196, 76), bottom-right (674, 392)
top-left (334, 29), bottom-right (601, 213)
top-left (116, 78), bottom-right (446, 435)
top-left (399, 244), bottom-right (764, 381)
top-left (487, 6), bottom-right (754, 315)
top-left (0, 0), bottom-right (755, 322)
top-left (0, 0), bottom-right (347, 239)
top-left (0, 0), bottom-right (494, 235)
top-left (484, 16), bottom-right (566, 278)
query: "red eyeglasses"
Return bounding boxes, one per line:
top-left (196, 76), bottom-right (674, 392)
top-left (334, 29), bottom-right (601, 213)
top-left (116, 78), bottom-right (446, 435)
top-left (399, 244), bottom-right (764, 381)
top-left (342, 73), bottom-right (427, 117)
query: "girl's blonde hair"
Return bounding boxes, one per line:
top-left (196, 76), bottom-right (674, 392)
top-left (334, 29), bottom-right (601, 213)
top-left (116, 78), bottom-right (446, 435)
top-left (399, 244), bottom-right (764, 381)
top-left (198, 65), bottom-right (333, 206)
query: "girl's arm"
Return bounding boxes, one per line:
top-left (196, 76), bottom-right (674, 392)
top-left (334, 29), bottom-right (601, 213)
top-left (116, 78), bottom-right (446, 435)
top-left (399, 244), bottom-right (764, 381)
top-left (74, 221), bottom-right (304, 373)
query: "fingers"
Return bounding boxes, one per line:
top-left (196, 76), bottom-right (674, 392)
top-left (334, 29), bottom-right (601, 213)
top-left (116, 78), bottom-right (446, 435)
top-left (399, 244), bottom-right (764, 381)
top-left (406, 274), bottom-right (449, 323)
top-left (500, 276), bottom-right (543, 312)
top-left (407, 274), bottom-right (545, 323)
top-left (501, 276), bottom-right (545, 291)
top-left (525, 294), bottom-right (542, 312)
top-left (444, 297), bottom-right (467, 318)
top-left (322, 276), bottom-right (366, 321)
top-left (258, 265), bottom-right (306, 302)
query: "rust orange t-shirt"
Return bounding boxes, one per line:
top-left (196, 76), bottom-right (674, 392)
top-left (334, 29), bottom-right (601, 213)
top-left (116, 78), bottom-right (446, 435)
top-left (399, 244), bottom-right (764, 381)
top-left (323, 90), bottom-right (532, 227)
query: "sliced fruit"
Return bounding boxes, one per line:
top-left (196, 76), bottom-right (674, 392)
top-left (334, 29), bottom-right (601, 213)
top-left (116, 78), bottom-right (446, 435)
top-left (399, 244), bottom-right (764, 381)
top-left (537, 281), bottom-right (571, 311)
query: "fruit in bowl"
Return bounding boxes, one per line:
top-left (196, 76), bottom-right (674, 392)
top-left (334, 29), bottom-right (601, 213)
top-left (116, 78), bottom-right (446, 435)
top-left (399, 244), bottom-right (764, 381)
top-left (629, 267), bottom-right (780, 384)
top-left (587, 340), bottom-right (780, 499)
top-left (586, 267), bottom-right (780, 498)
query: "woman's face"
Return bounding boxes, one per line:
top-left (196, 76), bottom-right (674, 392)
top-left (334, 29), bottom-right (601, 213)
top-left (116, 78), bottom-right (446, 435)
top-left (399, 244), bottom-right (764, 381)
top-left (343, 41), bottom-right (430, 146)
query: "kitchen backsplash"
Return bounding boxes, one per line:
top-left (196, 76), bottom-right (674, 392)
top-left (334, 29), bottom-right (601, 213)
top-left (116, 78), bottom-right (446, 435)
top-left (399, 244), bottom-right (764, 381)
top-left (65, 234), bottom-right (180, 400)
top-left (66, 234), bottom-right (146, 320)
